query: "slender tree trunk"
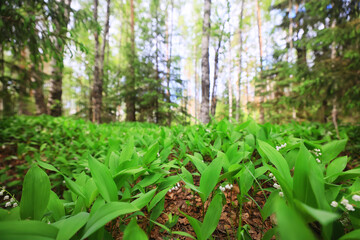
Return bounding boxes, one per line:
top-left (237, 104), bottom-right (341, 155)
top-left (236, 0), bottom-right (245, 122)
top-left (0, 44), bottom-right (11, 116)
top-left (200, 0), bottom-right (211, 124)
top-left (19, 49), bottom-right (31, 115)
top-left (126, 0), bottom-right (136, 121)
top-left (155, 20), bottom-right (160, 124)
top-left (33, 67), bottom-right (47, 114)
top-left (92, 0), bottom-right (101, 123)
top-left (330, 19), bottom-right (340, 139)
top-left (211, 37), bottom-right (222, 117)
top-left (288, 0), bottom-right (297, 120)
top-left (165, 1), bottom-right (174, 126)
top-left (91, 0), bottom-right (110, 123)
top-left (228, 41), bottom-right (233, 122)
top-left (194, 45), bottom-right (198, 123)
top-left (48, 0), bottom-right (71, 117)
top-left (255, 0), bottom-right (264, 124)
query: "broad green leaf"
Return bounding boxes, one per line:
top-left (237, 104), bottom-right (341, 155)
top-left (132, 188), bottom-right (157, 209)
top-left (181, 167), bottom-right (194, 184)
top-left (294, 144), bottom-right (328, 210)
top-left (295, 200), bottom-right (339, 226)
top-left (20, 165), bottom-right (51, 220)
top-left (326, 156), bottom-right (348, 182)
top-left (64, 177), bottom-right (87, 200)
top-left (81, 202), bottom-right (139, 239)
top-left (261, 192), bottom-right (280, 220)
top-left (322, 139), bottom-right (347, 164)
top-left (201, 194), bottom-right (223, 240)
top-left (0, 220), bottom-right (59, 240)
top-left (37, 161), bottom-right (59, 173)
top-left (339, 229), bottom-right (360, 240)
top-left (118, 138), bottom-right (135, 169)
top-left (172, 231), bottom-right (196, 239)
top-left (187, 154), bottom-right (207, 174)
top-left (47, 191), bottom-right (65, 221)
top-left (180, 210), bottom-right (202, 240)
top-left (143, 142), bottom-right (159, 165)
top-left (123, 218), bottom-right (148, 240)
top-left (199, 156), bottom-right (223, 202)
top-left (88, 155), bottom-right (118, 202)
top-left (262, 227), bottom-right (278, 240)
top-left (276, 198), bottom-right (317, 240)
top-left (0, 208), bottom-right (20, 221)
top-left (293, 144), bottom-right (318, 208)
top-left (246, 118), bottom-right (260, 136)
top-left (235, 162), bottom-right (255, 196)
top-left (108, 151), bottom-right (121, 175)
top-left (258, 140), bottom-right (292, 185)
top-left (149, 188), bottom-right (170, 210)
top-left (149, 219), bottom-right (171, 233)
top-left (53, 212), bottom-right (89, 240)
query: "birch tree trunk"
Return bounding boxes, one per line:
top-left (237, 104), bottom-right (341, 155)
top-left (228, 41), bottom-right (233, 122)
top-left (200, 0), bottom-right (211, 124)
top-left (255, 0), bottom-right (264, 124)
top-left (194, 45), bottom-right (198, 123)
top-left (288, 0), bottom-right (297, 120)
top-left (165, 1), bottom-right (174, 126)
top-left (236, 0), bottom-right (245, 122)
top-left (48, 0), bottom-right (71, 117)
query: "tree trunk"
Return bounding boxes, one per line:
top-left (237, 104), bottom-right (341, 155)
top-left (0, 44), bottom-right (12, 116)
top-left (19, 49), bottom-right (31, 115)
top-left (194, 45), bottom-right (198, 123)
top-left (165, 1), bottom-right (174, 126)
top-left (288, 0), bottom-right (297, 121)
top-left (228, 41), bottom-right (233, 122)
top-left (210, 36), bottom-right (222, 117)
top-left (33, 67), bottom-right (47, 114)
top-left (126, 0), bottom-right (136, 122)
top-left (236, 0), bottom-right (245, 122)
top-left (256, 0), bottom-right (264, 124)
top-left (199, 0), bottom-right (211, 124)
top-left (330, 19), bottom-right (339, 139)
top-left (48, 0), bottom-right (72, 117)
top-left (91, 0), bottom-right (110, 123)
top-left (92, 0), bottom-right (101, 123)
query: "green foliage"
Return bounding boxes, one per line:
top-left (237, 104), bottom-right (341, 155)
top-left (0, 115), bottom-right (359, 239)
top-left (20, 165), bottom-right (51, 220)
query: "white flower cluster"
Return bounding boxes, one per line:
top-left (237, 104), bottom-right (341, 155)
top-left (269, 173), bottom-right (276, 181)
top-left (0, 188), bottom-right (4, 196)
top-left (276, 143), bottom-right (287, 151)
top-left (3, 196), bottom-right (17, 208)
top-left (269, 173), bottom-right (283, 197)
top-left (168, 182), bottom-right (181, 193)
top-left (219, 184), bottom-right (233, 192)
top-left (339, 198), bottom-right (355, 211)
top-left (352, 194), bottom-right (360, 202)
top-left (312, 148), bottom-right (322, 163)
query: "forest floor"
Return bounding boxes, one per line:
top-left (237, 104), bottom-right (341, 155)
top-left (1, 136), bottom-right (359, 239)
top-left (1, 144), bottom-right (274, 240)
